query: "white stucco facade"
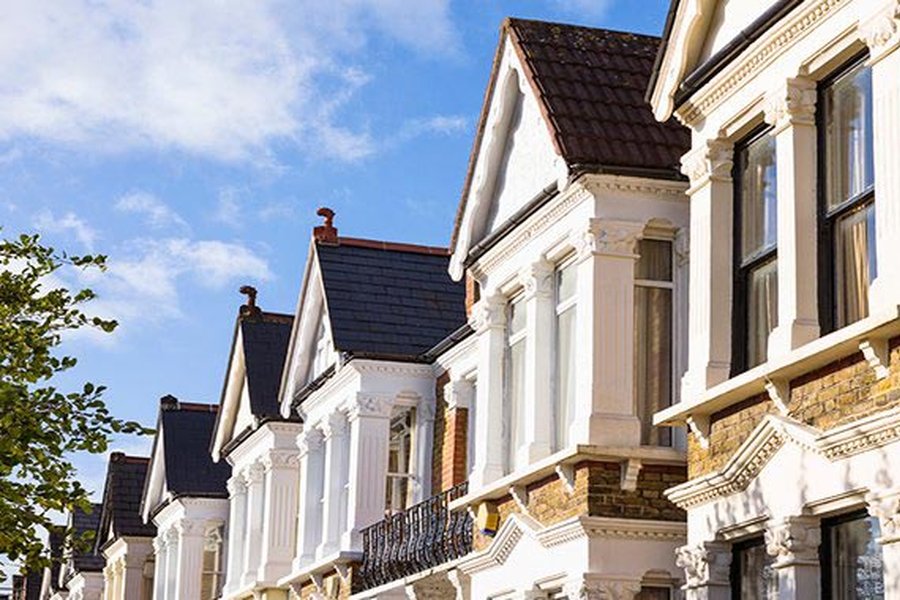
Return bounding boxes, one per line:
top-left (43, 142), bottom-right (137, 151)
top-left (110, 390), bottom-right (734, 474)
top-left (100, 537), bottom-right (154, 600)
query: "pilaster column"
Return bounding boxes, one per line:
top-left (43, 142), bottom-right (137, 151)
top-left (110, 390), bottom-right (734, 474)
top-left (468, 294), bottom-right (507, 487)
top-left (676, 542), bottom-right (732, 600)
top-left (764, 77), bottom-right (820, 356)
top-left (122, 548), bottom-right (151, 600)
top-left (570, 218), bottom-right (644, 446)
top-left (343, 393), bottom-right (394, 549)
top-left (257, 448), bottom-right (301, 582)
top-left (562, 576), bottom-right (642, 599)
top-left (414, 399), bottom-right (435, 502)
top-left (174, 520), bottom-right (206, 600)
top-left (867, 489), bottom-right (900, 598)
top-left (318, 411), bottom-right (350, 558)
top-left (240, 461), bottom-right (266, 587)
top-left (521, 258), bottom-right (554, 461)
top-left (680, 140), bottom-right (734, 398)
top-left (862, 2), bottom-right (900, 313)
top-left (152, 536), bottom-right (166, 600)
top-left (165, 528), bottom-right (178, 600)
top-left (294, 427), bottom-right (325, 569)
top-left (224, 476), bottom-right (246, 593)
top-left (765, 516), bottom-right (821, 600)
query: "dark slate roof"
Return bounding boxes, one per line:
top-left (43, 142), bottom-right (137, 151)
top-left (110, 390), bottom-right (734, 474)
top-left (95, 453), bottom-right (155, 551)
top-left (70, 504), bottom-right (104, 573)
top-left (316, 239), bottom-right (466, 358)
top-left (507, 18), bottom-right (688, 172)
top-left (158, 398), bottom-right (230, 499)
top-left (240, 313), bottom-right (293, 418)
top-left (452, 17), bottom-right (690, 247)
top-left (45, 527), bottom-right (64, 592)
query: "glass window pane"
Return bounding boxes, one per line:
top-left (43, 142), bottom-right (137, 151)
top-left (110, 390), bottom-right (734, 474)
top-left (835, 202), bottom-right (875, 328)
top-left (739, 132), bottom-right (778, 261)
top-left (555, 306), bottom-right (577, 450)
top-left (734, 540), bottom-right (776, 599)
top-left (636, 239), bottom-right (673, 281)
top-left (557, 261), bottom-right (577, 302)
top-left (505, 338), bottom-right (526, 473)
top-left (824, 515), bottom-right (884, 599)
top-left (747, 259), bottom-right (778, 368)
top-left (636, 588), bottom-right (671, 600)
top-left (509, 296), bottom-right (526, 335)
top-left (825, 62), bottom-right (874, 209)
top-left (634, 286), bottom-right (673, 446)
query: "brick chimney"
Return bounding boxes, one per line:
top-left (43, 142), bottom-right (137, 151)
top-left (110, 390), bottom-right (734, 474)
top-left (239, 285), bottom-right (262, 319)
top-left (313, 207), bottom-right (338, 244)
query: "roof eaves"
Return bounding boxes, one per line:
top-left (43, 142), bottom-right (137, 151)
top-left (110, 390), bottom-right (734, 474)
top-left (645, 0), bottom-right (682, 103)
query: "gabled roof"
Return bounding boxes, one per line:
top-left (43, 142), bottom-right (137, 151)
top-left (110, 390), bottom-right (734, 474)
top-left (315, 238), bottom-right (466, 359)
top-left (95, 453), bottom-right (155, 552)
top-left (241, 313), bottom-right (294, 418)
top-left (69, 504), bottom-right (104, 574)
top-left (142, 397), bottom-right (231, 518)
top-left (451, 17), bottom-right (689, 248)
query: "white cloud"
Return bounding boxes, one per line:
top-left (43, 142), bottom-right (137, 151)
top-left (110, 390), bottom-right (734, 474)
top-left (34, 209), bottom-right (98, 251)
top-left (389, 115), bottom-right (468, 147)
top-left (0, 0), bottom-right (459, 163)
top-left (550, 0), bottom-right (615, 19)
top-left (115, 191), bottom-right (188, 230)
top-left (213, 187), bottom-right (244, 228)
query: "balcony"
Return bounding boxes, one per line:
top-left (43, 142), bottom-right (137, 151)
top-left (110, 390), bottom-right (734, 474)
top-left (357, 482), bottom-right (472, 592)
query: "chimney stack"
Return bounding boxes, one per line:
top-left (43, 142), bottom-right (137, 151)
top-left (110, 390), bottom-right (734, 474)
top-left (313, 207), bottom-right (338, 244)
top-left (239, 285), bottom-right (262, 319)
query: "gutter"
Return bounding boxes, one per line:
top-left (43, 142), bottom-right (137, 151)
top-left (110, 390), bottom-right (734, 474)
top-left (420, 323), bottom-right (474, 362)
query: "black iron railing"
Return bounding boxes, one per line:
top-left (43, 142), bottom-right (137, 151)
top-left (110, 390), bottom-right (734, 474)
top-left (357, 482), bottom-right (472, 591)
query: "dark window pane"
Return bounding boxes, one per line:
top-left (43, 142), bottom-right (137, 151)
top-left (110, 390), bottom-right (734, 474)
top-left (636, 239), bottom-right (673, 281)
top-left (824, 515), bottom-right (884, 599)
top-left (739, 132), bottom-right (778, 261)
top-left (634, 286), bottom-right (673, 446)
top-left (825, 62), bottom-right (874, 210)
top-left (733, 540), bottom-right (776, 599)
top-left (636, 587), bottom-right (671, 600)
top-left (747, 259), bottom-right (778, 368)
top-left (834, 202), bottom-right (875, 327)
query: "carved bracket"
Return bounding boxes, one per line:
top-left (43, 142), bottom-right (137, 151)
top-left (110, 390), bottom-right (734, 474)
top-left (867, 489), bottom-right (900, 543)
top-left (555, 463), bottom-right (576, 495)
top-left (686, 414), bottom-right (711, 450)
top-left (765, 517), bottom-right (822, 566)
top-left (334, 562), bottom-right (351, 583)
top-left (620, 458), bottom-right (643, 492)
top-left (860, 338), bottom-right (890, 380)
top-left (764, 377), bottom-right (791, 416)
top-left (680, 139), bottom-right (734, 189)
top-left (676, 542), bottom-right (732, 588)
top-left (764, 77), bottom-right (816, 131)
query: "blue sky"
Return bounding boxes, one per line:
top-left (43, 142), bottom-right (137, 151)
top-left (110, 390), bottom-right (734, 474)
top-left (1, 0), bottom-right (671, 502)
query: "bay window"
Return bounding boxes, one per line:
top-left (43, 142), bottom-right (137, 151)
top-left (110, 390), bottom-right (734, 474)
top-left (385, 408), bottom-right (415, 513)
top-left (733, 128), bottom-right (778, 373)
top-left (504, 295), bottom-right (526, 474)
top-left (730, 537), bottom-right (775, 599)
top-left (820, 57), bottom-right (875, 331)
top-left (821, 511), bottom-right (884, 599)
top-left (554, 261), bottom-right (577, 451)
top-left (634, 239), bottom-right (674, 446)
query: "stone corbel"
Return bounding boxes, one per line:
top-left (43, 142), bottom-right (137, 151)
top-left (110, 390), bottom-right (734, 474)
top-left (297, 426), bottom-right (325, 457)
top-left (310, 572), bottom-right (325, 593)
top-left (764, 377), bottom-right (791, 416)
top-left (686, 414), bottom-right (711, 450)
top-left (555, 463), bottom-right (576, 495)
top-left (334, 562), bottom-right (351, 583)
top-left (866, 489), bottom-right (900, 543)
top-left (765, 516), bottom-right (821, 566)
top-left (445, 379), bottom-right (474, 411)
top-left (680, 139), bottom-right (734, 192)
top-left (620, 458), bottom-right (642, 492)
top-left (405, 584), bottom-right (419, 600)
top-left (468, 293), bottom-right (506, 333)
top-left (509, 484), bottom-right (529, 514)
top-left (675, 542), bottom-right (732, 590)
top-left (521, 258), bottom-right (553, 300)
top-left (860, 338), bottom-right (891, 380)
top-left (763, 77), bottom-right (816, 133)
top-left (860, 1), bottom-right (900, 64)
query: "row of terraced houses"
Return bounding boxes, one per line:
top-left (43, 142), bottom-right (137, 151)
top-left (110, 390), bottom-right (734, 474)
top-left (16, 0), bottom-right (900, 598)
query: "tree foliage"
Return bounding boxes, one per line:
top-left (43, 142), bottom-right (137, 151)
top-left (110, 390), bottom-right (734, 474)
top-left (0, 233), bottom-right (149, 578)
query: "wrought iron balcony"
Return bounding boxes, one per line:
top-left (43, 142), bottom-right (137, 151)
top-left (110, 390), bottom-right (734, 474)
top-left (357, 482), bottom-right (472, 591)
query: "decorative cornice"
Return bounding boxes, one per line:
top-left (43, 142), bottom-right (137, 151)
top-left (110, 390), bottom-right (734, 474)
top-left (670, 408), bottom-right (900, 509)
top-left (575, 219), bottom-right (644, 260)
top-left (860, 0), bottom-right (900, 62)
top-left (468, 293), bottom-right (506, 334)
top-left (676, 541), bottom-right (732, 588)
top-left (347, 392), bottom-right (394, 420)
top-left (678, 0), bottom-right (852, 126)
top-left (764, 77), bottom-right (817, 132)
top-left (262, 449), bottom-right (301, 471)
top-left (680, 139), bottom-right (733, 190)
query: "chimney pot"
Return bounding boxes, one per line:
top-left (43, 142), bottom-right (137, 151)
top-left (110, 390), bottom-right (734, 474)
top-left (313, 207), bottom-right (338, 244)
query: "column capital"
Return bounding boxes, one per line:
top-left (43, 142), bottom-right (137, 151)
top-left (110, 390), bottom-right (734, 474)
top-left (321, 410), bottom-right (349, 440)
top-left (468, 293), bottom-right (506, 333)
top-left (226, 475), bottom-right (246, 497)
top-left (416, 398), bottom-right (436, 423)
top-left (860, 1), bottom-right (900, 64)
top-left (562, 577), bottom-right (642, 600)
top-left (867, 489), bottom-right (900, 543)
top-left (680, 139), bottom-right (734, 190)
top-left (348, 392), bottom-right (393, 420)
top-left (242, 461), bottom-right (265, 485)
top-left (297, 426), bottom-right (325, 456)
top-left (676, 541), bottom-right (732, 589)
top-left (576, 219), bottom-right (644, 259)
top-left (765, 516), bottom-right (822, 566)
top-left (445, 378), bottom-right (475, 410)
top-left (262, 448), bottom-right (301, 471)
top-left (520, 258), bottom-right (553, 300)
top-left (764, 77), bottom-right (817, 132)
top-left (175, 519), bottom-right (207, 538)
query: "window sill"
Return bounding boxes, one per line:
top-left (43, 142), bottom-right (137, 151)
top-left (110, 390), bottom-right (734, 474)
top-left (277, 549), bottom-right (363, 589)
top-left (654, 305), bottom-right (900, 427)
top-left (448, 444), bottom-right (685, 512)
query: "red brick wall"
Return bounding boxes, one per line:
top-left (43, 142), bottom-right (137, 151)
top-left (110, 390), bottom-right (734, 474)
top-left (431, 372), bottom-right (469, 495)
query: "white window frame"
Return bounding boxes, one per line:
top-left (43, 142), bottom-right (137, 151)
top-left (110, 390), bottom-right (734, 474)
top-left (385, 406), bottom-right (416, 513)
top-left (552, 256), bottom-right (577, 452)
top-left (503, 293), bottom-right (527, 475)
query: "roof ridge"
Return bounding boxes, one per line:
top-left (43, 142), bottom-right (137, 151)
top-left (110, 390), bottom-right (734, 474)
top-left (109, 452), bottom-right (150, 465)
top-left (503, 16), bottom-right (662, 41)
top-left (324, 236), bottom-right (449, 256)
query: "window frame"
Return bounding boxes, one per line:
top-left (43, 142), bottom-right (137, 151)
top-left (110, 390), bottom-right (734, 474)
top-left (730, 535), bottom-right (773, 600)
top-left (816, 52), bottom-right (876, 335)
top-left (385, 406), bottom-right (416, 513)
top-left (819, 508), bottom-right (883, 599)
top-left (552, 255), bottom-right (577, 452)
top-left (731, 124), bottom-right (779, 376)
top-left (503, 292), bottom-right (527, 474)
top-left (634, 237), bottom-right (676, 447)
